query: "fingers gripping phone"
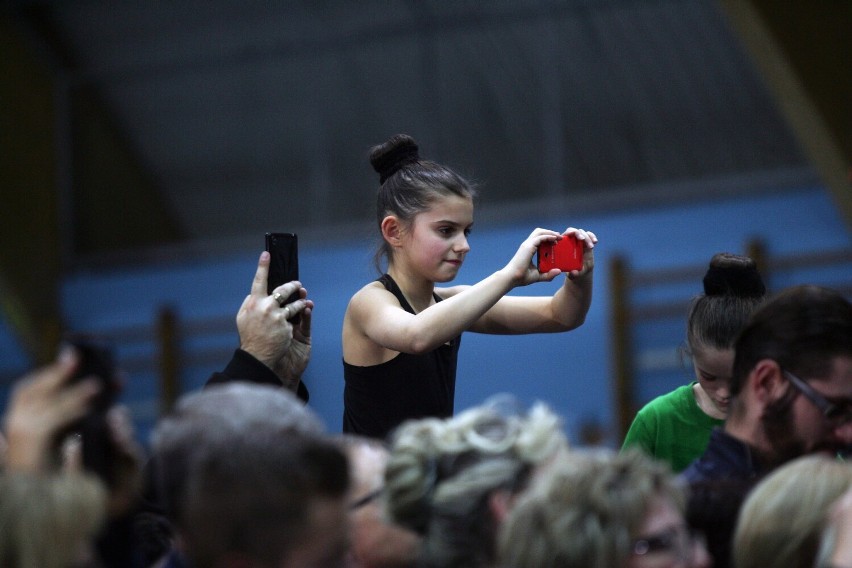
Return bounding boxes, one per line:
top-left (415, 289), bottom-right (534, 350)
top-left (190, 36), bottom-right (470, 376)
top-left (537, 235), bottom-right (584, 273)
top-left (265, 232), bottom-right (300, 323)
top-left (65, 335), bottom-right (121, 487)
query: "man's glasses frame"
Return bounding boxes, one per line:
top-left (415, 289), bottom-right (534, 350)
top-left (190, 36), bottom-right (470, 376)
top-left (631, 526), bottom-right (704, 562)
top-left (783, 369), bottom-right (852, 427)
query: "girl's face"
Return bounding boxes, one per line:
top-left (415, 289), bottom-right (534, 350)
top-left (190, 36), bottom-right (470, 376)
top-left (402, 194), bottom-right (473, 282)
top-left (692, 346), bottom-right (734, 417)
top-left (626, 494), bottom-right (711, 568)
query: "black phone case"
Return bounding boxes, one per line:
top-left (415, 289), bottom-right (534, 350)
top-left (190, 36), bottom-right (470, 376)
top-left (265, 232), bottom-right (300, 322)
top-left (64, 335), bottom-right (121, 487)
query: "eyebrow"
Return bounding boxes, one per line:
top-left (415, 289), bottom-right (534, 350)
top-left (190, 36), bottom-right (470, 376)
top-left (431, 219), bottom-right (472, 227)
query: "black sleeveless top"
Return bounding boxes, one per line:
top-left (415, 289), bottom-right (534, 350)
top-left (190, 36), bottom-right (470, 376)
top-left (342, 274), bottom-right (462, 439)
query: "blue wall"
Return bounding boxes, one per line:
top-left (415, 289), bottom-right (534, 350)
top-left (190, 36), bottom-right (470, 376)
top-left (3, 185), bottom-right (850, 446)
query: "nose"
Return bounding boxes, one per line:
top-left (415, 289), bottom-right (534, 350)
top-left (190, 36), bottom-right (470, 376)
top-left (455, 234), bottom-right (470, 254)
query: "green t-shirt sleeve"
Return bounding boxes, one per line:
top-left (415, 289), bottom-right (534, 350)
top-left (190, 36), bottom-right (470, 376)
top-left (621, 406), bottom-right (658, 457)
top-left (620, 384), bottom-right (722, 472)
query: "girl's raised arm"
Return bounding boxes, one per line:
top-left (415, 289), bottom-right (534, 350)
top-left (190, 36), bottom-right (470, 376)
top-left (462, 227), bottom-right (596, 335)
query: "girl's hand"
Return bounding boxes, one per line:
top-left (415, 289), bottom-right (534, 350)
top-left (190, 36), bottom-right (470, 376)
top-left (503, 227), bottom-right (598, 286)
top-left (503, 228), bottom-right (563, 286)
top-left (561, 227), bottom-right (597, 280)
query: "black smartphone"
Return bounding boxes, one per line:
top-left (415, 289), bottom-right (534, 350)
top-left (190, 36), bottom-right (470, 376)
top-left (65, 335), bottom-right (121, 487)
top-left (265, 232), bottom-right (300, 323)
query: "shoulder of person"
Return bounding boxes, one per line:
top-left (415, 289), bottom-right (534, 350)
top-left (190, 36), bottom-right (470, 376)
top-left (348, 281), bottom-right (400, 311)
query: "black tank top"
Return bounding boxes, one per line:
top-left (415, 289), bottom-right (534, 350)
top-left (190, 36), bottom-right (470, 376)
top-left (342, 274), bottom-right (462, 439)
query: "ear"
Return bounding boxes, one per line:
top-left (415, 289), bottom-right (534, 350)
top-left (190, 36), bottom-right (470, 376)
top-left (750, 359), bottom-right (789, 405)
top-left (488, 489), bottom-right (514, 525)
top-left (380, 215), bottom-right (404, 248)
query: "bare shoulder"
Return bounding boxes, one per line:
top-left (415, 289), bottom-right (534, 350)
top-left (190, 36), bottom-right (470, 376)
top-left (347, 281), bottom-right (398, 316)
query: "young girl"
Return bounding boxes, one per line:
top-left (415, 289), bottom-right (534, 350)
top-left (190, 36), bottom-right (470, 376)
top-left (621, 252), bottom-right (767, 472)
top-left (342, 134), bottom-right (597, 438)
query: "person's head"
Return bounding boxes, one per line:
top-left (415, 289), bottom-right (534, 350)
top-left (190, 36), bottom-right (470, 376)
top-left (727, 285), bottom-right (852, 464)
top-left (0, 472), bottom-right (107, 568)
top-left (370, 133), bottom-right (477, 275)
top-left (498, 448), bottom-right (710, 568)
top-left (183, 430), bottom-right (350, 568)
top-left (147, 382), bottom-right (325, 521)
top-left (149, 383), bottom-right (351, 568)
top-left (815, 485), bottom-right (852, 568)
top-left (383, 397), bottom-right (568, 568)
top-left (337, 434), bottom-right (421, 568)
top-left (733, 454), bottom-right (852, 568)
top-left (685, 252), bottom-right (766, 417)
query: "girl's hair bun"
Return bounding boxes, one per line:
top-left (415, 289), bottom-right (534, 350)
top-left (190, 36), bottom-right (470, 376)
top-left (702, 252), bottom-right (766, 297)
top-left (370, 134), bottom-right (420, 184)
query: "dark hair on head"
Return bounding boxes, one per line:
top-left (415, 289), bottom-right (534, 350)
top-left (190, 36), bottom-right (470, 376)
top-left (730, 285), bottom-right (852, 397)
top-left (370, 134), bottom-right (476, 273)
top-left (686, 253), bottom-right (767, 354)
top-left (183, 433), bottom-right (349, 568)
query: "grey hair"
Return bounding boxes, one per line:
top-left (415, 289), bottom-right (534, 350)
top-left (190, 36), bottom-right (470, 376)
top-left (148, 383), bottom-right (325, 522)
top-left (149, 383), bottom-right (349, 568)
top-left (498, 448), bottom-right (686, 568)
top-left (384, 397), bottom-right (567, 567)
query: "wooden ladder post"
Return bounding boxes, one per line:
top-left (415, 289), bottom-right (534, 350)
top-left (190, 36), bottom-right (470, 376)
top-left (610, 255), bottom-right (634, 443)
top-left (157, 306), bottom-right (180, 416)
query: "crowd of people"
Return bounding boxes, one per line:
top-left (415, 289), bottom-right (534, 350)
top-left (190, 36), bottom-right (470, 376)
top-left (0, 134), bottom-right (850, 568)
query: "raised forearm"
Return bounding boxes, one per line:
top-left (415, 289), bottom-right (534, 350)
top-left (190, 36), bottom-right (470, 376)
top-left (551, 269), bottom-right (593, 329)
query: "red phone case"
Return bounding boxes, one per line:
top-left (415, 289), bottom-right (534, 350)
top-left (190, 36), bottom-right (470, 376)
top-left (537, 236), bottom-right (584, 273)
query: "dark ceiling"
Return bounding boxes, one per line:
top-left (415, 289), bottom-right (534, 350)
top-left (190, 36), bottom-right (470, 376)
top-left (10, 0), bottom-right (837, 256)
top-left (2, 0), bottom-right (849, 360)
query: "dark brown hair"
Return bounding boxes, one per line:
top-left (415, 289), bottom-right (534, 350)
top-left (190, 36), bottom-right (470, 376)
top-left (686, 252), bottom-right (766, 354)
top-left (370, 134), bottom-right (476, 272)
top-left (731, 285), bottom-right (852, 397)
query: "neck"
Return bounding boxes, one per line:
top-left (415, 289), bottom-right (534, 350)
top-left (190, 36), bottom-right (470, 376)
top-left (723, 407), bottom-right (771, 457)
top-left (387, 266), bottom-right (436, 313)
top-left (692, 383), bottom-right (726, 420)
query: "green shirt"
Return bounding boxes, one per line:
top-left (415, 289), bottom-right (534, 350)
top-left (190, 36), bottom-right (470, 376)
top-left (621, 382), bottom-right (724, 473)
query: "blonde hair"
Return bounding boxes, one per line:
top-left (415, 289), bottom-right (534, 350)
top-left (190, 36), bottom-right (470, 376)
top-left (0, 473), bottom-right (107, 568)
top-left (384, 398), bottom-right (567, 567)
top-left (734, 455), bottom-right (852, 568)
top-left (498, 448), bottom-right (686, 568)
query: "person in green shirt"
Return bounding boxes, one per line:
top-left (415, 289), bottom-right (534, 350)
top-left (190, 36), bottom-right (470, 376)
top-left (622, 252), bottom-right (766, 472)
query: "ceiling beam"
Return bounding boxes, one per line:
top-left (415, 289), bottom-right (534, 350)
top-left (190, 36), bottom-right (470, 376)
top-left (717, 0), bottom-right (852, 228)
top-left (0, 11), bottom-right (62, 362)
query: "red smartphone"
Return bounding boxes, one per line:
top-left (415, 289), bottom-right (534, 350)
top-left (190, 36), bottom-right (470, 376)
top-left (537, 235), bottom-right (584, 273)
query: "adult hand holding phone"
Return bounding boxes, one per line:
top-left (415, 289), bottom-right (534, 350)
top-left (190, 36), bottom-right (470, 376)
top-left (237, 251), bottom-right (313, 389)
top-left (3, 348), bottom-right (100, 473)
top-left (266, 232), bottom-right (300, 323)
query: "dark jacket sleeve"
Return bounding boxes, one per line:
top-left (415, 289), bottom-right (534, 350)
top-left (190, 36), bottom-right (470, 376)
top-left (205, 348), bottom-right (309, 403)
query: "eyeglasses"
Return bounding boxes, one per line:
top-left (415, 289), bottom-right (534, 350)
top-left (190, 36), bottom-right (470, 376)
top-left (783, 370), bottom-right (852, 428)
top-left (632, 526), bottom-right (704, 562)
top-left (348, 487), bottom-right (383, 511)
